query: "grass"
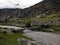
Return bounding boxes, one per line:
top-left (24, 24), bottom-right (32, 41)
top-left (33, 24), bottom-right (60, 32)
top-left (0, 30), bottom-right (34, 45)
top-left (0, 32), bottom-right (22, 45)
top-left (22, 35), bottom-right (34, 41)
top-left (0, 22), bottom-right (14, 26)
top-left (0, 27), bottom-right (3, 30)
top-left (14, 13), bottom-right (60, 25)
top-left (0, 13), bottom-right (60, 25)
top-left (49, 25), bottom-right (60, 31)
top-left (0, 32), bottom-right (34, 45)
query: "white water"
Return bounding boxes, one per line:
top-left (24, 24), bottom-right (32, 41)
top-left (0, 25), bottom-right (23, 30)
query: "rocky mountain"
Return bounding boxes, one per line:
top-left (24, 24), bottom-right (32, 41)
top-left (0, 0), bottom-right (60, 21)
top-left (0, 8), bottom-right (22, 22)
top-left (23, 0), bottom-right (60, 17)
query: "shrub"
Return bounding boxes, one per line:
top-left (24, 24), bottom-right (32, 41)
top-left (26, 22), bottom-right (32, 27)
top-left (41, 24), bottom-right (49, 28)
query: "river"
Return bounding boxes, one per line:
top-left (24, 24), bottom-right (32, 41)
top-left (0, 25), bottom-right (60, 45)
top-left (24, 31), bottom-right (60, 45)
top-left (0, 25), bottom-right (23, 30)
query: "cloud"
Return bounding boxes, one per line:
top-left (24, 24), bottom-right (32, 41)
top-left (0, 0), bottom-right (43, 9)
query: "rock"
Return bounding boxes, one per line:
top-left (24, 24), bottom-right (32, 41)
top-left (0, 0), bottom-right (60, 21)
top-left (12, 29), bottom-right (25, 33)
top-left (23, 29), bottom-right (31, 33)
top-left (49, 29), bottom-right (54, 32)
top-left (17, 38), bottom-right (29, 45)
top-left (0, 29), bottom-right (7, 34)
top-left (3, 31), bottom-right (7, 34)
top-left (30, 41), bottom-right (37, 45)
top-left (17, 38), bottom-right (53, 45)
top-left (36, 41), bottom-right (44, 45)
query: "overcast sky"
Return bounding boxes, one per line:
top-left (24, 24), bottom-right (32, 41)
top-left (0, 0), bottom-right (43, 9)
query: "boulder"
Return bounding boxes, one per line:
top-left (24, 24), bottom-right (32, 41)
top-left (0, 29), bottom-right (7, 34)
top-left (49, 29), bottom-right (54, 32)
top-left (17, 38), bottom-right (29, 45)
top-left (30, 41), bottom-right (37, 45)
top-left (23, 29), bottom-right (31, 33)
top-left (12, 29), bottom-right (25, 33)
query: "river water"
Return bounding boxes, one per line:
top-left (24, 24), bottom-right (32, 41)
top-left (24, 31), bottom-right (60, 45)
top-left (0, 25), bottom-right (23, 30)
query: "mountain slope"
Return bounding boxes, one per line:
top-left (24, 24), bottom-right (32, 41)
top-left (0, 0), bottom-right (60, 21)
top-left (23, 0), bottom-right (60, 17)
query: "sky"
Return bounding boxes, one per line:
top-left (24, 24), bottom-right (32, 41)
top-left (0, 0), bottom-right (43, 9)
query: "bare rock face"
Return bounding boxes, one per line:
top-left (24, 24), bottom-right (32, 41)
top-left (0, 9), bottom-right (23, 22)
top-left (23, 0), bottom-right (60, 17)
